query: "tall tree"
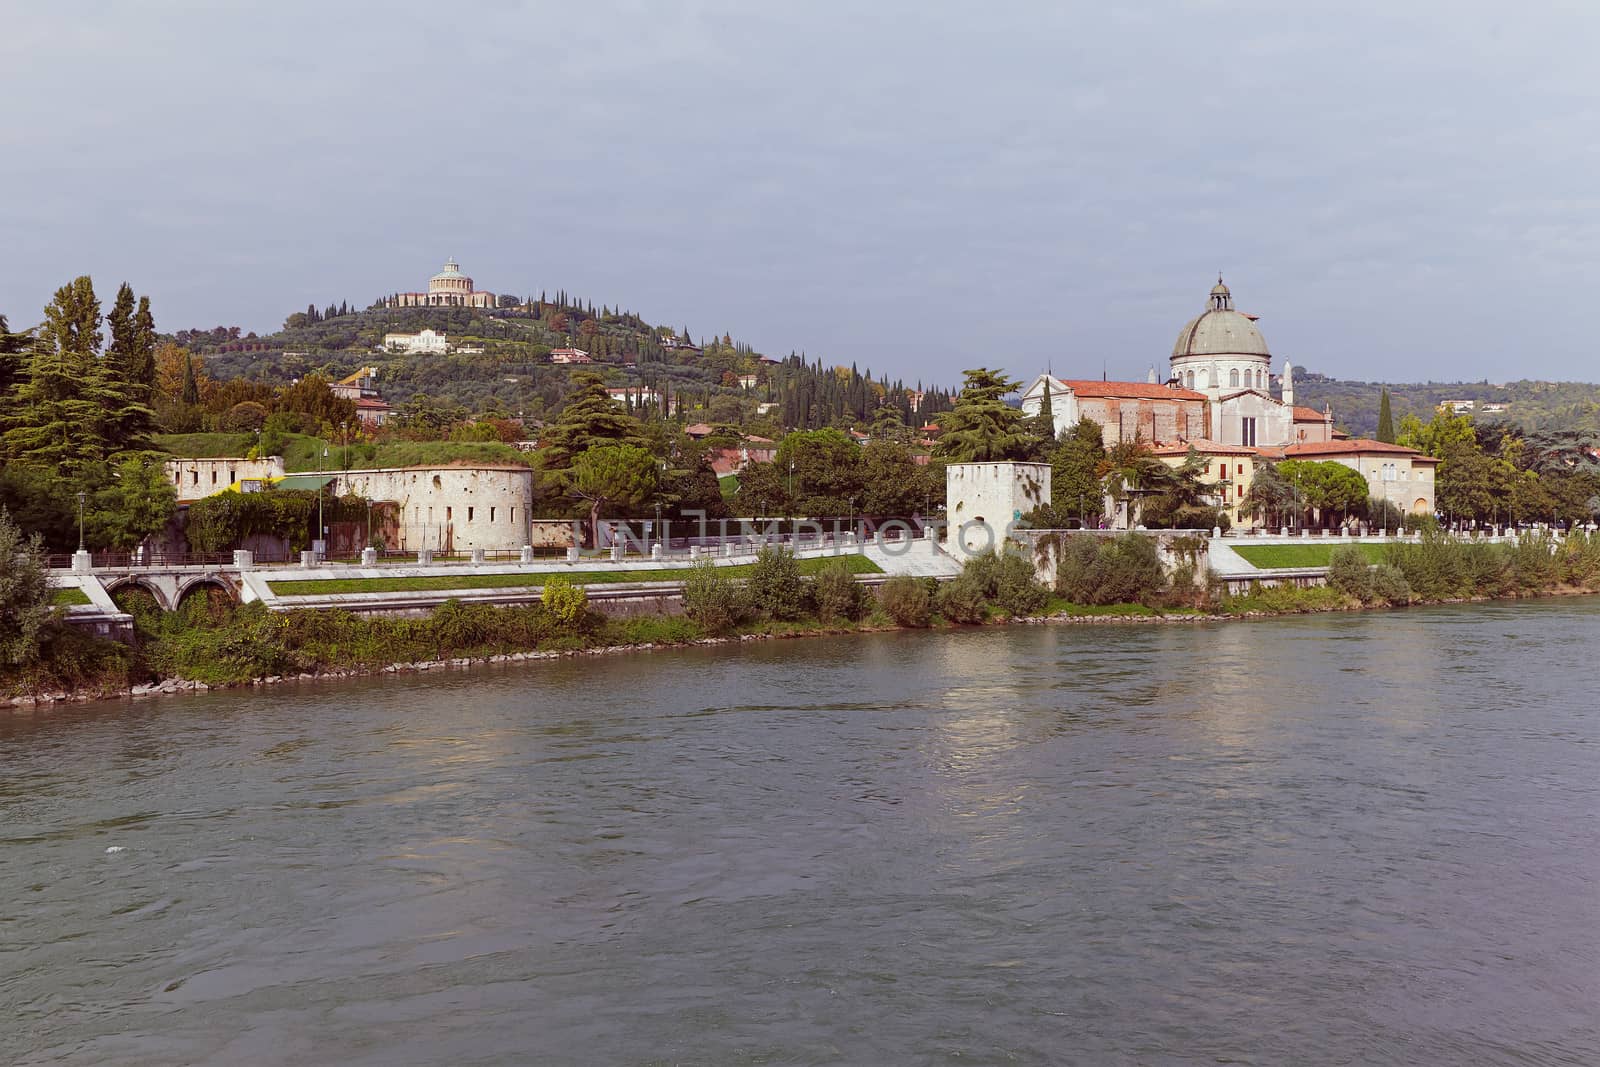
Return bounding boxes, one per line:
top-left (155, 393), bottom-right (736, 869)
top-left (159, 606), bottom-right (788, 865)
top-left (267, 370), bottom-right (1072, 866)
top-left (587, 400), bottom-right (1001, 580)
top-left (933, 368), bottom-right (1035, 462)
top-left (2, 278), bottom-right (116, 470)
top-left (569, 443), bottom-right (659, 546)
top-left (0, 312), bottom-right (28, 397)
top-left (101, 283), bottom-right (157, 451)
top-left (1376, 389), bottom-right (1395, 443)
top-left (1050, 417), bottom-right (1108, 523)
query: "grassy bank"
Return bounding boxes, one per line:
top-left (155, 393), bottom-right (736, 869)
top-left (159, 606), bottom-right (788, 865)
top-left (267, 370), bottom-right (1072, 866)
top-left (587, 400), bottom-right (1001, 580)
top-left (1231, 543), bottom-right (1386, 568)
top-left (51, 587), bottom-right (91, 607)
top-left (266, 554), bottom-right (882, 597)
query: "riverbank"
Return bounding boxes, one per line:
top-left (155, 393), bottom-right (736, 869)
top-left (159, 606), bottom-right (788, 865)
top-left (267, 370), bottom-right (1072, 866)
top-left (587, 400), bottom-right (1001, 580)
top-left (9, 581), bottom-right (1599, 710)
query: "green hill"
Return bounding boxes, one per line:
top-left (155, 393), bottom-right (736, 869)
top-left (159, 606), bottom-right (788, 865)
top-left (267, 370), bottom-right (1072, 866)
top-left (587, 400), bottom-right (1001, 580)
top-left (1294, 371), bottom-right (1600, 437)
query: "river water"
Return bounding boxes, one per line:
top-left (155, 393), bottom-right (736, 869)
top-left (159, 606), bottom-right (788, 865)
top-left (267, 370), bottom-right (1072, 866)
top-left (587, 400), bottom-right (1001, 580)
top-left (3, 599), bottom-right (1599, 1066)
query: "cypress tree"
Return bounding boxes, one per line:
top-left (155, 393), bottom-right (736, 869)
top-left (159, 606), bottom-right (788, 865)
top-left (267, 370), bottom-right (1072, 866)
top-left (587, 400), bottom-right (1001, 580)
top-left (181, 353), bottom-right (201, 407)
top-left (101, 283), bottom-right (156, 451)
top-left (1377, 389), bottom-right (1395, 443)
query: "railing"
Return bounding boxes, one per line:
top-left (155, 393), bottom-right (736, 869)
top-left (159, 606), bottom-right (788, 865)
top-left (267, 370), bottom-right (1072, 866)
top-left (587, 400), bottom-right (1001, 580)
top-left (46, 550), bottom-right (287, 570)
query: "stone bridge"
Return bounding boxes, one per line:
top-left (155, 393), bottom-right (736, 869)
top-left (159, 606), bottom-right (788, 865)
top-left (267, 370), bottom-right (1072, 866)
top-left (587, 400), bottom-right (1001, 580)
top-left (95, 566), bottom-right (245, 612)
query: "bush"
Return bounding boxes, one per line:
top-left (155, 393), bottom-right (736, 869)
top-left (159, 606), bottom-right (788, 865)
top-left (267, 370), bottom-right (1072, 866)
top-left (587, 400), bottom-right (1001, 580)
top-left (1327, 545), bottom-right (1376, 602)
top-left (1508, 533), bottom-right (1558, 592)
top-left (957, 549), bottom-right (1048, 617)
top-left (810, 559), bottom-right (864, 621)
top-left (541, 576), bottom-right (588, 630)
top-left (992, 554), bottom-right (1048, 617)
top-left (0, 507), bottom-right (53, 669)
top-left (1053, 533), bottom-right (1166, 606)
top-left (936, 574), bottom-right (989, 623)
top-left (681, 558), bottom-right (749, 635)
top-left (1370, 564), bottom-right (1412, 605)
top-left (879, 576), bottom-right (933, 627)
top-left (747, 546), bottom-right (808, 620)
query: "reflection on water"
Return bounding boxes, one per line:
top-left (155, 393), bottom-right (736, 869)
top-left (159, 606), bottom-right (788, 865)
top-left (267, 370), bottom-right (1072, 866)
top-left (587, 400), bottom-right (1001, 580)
top-left (3, 598), bottom-right (1599, 1065)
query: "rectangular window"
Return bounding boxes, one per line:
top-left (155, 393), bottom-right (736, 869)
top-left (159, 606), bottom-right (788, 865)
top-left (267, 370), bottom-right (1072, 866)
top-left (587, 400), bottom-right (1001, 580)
top-left (490, 507), bottom-right (496, 523)
top-left (1241, 417), bottom-right (1257, 447)
top-left (510, 507), bottom-right (515, 525)
top-left (446, 506), bottom-right (452, 521)
top-left (229, 471), bottom-right (237, 484)
top-left (467, 507), bottom-right (474, 522)
top-left (211, 471), bottom-right (217, 484)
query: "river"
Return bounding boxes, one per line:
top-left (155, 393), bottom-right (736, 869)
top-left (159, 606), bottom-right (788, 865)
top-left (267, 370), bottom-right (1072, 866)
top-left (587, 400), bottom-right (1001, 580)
top-left (3, 598), bottom-right (1599, 1065)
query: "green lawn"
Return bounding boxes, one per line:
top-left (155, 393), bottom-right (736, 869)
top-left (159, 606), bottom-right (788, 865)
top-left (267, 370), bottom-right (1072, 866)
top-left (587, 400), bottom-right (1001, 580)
top-left (1231, 542), bottom-right (1387, 569)
top-left (52, 587), bottom-right (91, 606)
top-left (268, 553), bottom-right (882, 597)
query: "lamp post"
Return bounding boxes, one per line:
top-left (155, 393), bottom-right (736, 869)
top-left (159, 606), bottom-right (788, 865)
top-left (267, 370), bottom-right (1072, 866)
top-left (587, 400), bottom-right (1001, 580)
top-left (318, 446), bottom-right (329, 554)
top-left (76, 491), bottom-right (86, 551)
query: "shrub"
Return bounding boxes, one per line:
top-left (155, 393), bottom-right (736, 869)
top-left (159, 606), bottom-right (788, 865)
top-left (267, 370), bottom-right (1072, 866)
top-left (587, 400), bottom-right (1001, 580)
top-left (747, 546), bottom-right (808, 620)
top-left (541, 576), bottom-right (588, 630)
top-left (956, 549), bottom-right (1048, 617)
top-left (681, 558), bottom-right (749, 635)
top-left (991, 553), bottom-right (1048, 617)
top-left (936, 574), bottom-right (989, 623)
top-left (1053, 534), bottom-right (1104, 603)
top-left (810, 559), bottom-right (864, 621)
top-left (1095, 534), bottom-right (1166, 605)
top-left (1327, 545), bottom-right (1376, 602)
top-left (879, 576), bottom-right (933, 627)
top-left (1370, 564), bottom-right (1412, 606)
top-left (0, 508), bottom-right (53, 669)
top-left (1508, 533), bottom-right (1558, 592)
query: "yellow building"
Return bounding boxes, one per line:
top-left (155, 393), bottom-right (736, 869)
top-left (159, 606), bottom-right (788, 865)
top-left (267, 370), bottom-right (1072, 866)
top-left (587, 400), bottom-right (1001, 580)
top-left (1151, 439), bottom-right (1258, 528)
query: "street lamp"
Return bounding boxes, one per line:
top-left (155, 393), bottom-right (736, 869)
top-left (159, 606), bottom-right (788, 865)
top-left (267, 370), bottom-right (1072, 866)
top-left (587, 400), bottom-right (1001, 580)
top-left (76, 491), bottom-right (86, 551)
top-left (318, 446), bottom-right (329, 554)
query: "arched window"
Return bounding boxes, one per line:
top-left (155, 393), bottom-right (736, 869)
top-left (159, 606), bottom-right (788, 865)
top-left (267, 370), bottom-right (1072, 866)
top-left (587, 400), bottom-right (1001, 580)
top-left (1185, 370), bottom-right (1195, 389)
top-left (1255, 369), bottom-right (1264, 389)
top-left (1229, 368), bottom-right (1240, 388)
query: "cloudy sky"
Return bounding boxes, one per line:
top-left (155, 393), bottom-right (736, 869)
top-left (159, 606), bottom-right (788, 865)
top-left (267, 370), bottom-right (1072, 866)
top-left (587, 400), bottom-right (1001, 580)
top-left (3, 0), bottom-right (1597, 387)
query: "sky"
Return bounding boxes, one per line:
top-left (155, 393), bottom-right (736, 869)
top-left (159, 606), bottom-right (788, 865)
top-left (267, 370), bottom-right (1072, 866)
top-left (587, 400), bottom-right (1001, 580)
top-left (3, 0), bottom-right (1598, 388)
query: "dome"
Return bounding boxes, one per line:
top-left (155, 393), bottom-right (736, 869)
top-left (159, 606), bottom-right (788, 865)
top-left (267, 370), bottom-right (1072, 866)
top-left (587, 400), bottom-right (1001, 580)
top-left (1171, 277), bottom-right (1270, 360)
top-left (431, 258), bottom-right (468, 282)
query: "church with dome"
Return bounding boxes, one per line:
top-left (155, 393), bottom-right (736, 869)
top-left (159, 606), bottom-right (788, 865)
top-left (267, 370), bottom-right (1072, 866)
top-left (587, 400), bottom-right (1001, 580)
top-left (1019, 277), bottom-right (1437, 525)
top-left (384, 258), bottom-right (497, 309)
top-left (1020, 276), bottom-right (1328, 451)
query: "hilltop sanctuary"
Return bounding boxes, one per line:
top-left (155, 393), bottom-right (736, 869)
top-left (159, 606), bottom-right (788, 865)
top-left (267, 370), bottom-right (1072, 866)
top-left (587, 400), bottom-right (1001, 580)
top-left (383, 258), bottom-right (497, 309)
top-left (1019, 278), bottom-right (1437, 521)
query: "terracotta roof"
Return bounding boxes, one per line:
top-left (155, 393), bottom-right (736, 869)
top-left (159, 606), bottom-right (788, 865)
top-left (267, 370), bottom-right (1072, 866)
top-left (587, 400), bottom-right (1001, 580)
top-left (1060, 380), bottom-right (1208, 401)
top-left (683, 422), bottom-right (714, 436)
top-left (1150, 438), bottom-right (1257, 456)
top-left (1279, 439), bottom-right (1439, 462)
top-left (1292, 406), bottom-right (1329, 421)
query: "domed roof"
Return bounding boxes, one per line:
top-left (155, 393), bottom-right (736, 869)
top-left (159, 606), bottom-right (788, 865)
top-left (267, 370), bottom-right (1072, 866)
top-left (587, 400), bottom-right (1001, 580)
top-left (1171, 277), bottom-right (1270, 360)
top-left (431, 258), bottom-right (468, 281)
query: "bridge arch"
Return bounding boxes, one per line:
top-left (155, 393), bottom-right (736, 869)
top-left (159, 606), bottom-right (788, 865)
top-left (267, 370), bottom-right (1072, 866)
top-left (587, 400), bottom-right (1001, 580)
top-left (105, 577), bottom-right (174, 613)
top-left (173, 576), bottom-right (240, 617)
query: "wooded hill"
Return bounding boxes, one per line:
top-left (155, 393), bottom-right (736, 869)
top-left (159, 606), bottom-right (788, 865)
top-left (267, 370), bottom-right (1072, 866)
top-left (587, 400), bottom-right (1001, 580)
top-left (180, 295), bottom-right (952, 434)
top-left (1295, 371), bottom-right (1600, 438)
